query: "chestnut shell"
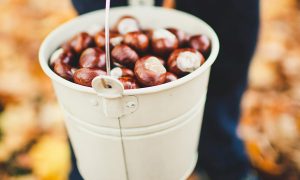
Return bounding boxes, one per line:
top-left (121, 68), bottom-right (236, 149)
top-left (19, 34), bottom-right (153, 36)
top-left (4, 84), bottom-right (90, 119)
top-left (73, 68), bottom-right (106, 87)
top-left (189, 35), bottom-right (211, 55)
top-left (53, 59), bottom-right (73, 81)
top-left (118, 77), bottom-right (139, 89)
top-left (114, 16), bottom-right (141, 35)
top-left (123, 32), bottom-right (149, 53)
top-left (94, 31), bottom-right (121, 49)
top-left (111, 45), bottom-right (139, 68)
top-left (111, 67), bottom-right (134, 78)
top-left (166, 28), bottom-right (189, 47)
top-left (151, 29), bottom-right (179, 58)
top-left (165, 72), bottom-right (178, 83)
top-left (167, 48), bottom-right (205, 76)
top-left (63, 32), bottom-right (94, 54)
top-left (50, 15), bottom-right (212, 90)
top-left (50, 49), bottom-right (76, 67)
top-left (134, 56), bottom-right (167, 87)
top-left (79, 47), bottom-right (106, 69)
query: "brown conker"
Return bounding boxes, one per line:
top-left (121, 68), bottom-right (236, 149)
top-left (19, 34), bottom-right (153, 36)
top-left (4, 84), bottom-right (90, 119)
top-left (118, 77), bottom-right (139, 89)
top-left (79, 47), bottom-right (106, 69)
top-left (111, 67), bottom-right (134, 79)
top-left (53, 59), bottom-right (73, 81)
top-left (166, 28), bottom-right (189, 47)
top-left (63, 32), bottom-right (94, 54)
top-left (114, 16), bottom-right (141, 35)
top-left (73, 68), bottom-right (106, 87)
top-left (134, 56), bottom-right (167, 87)
top-left (165, 72), bottom-right (178, 83)
top-left (123, 31), bottom-right (149, 53)
top-left (111, 44), bottom-right (139, 68)
top-left (167, 48), bottom-right (205, 76)
top-left (94, 31), bottom-right (123, 49)
top-left (189, 35), bottom-right (211, 55)
top-left (50, 48), bottom-right (76, 67)
top-left (151, 29), bottom-right (179, 57)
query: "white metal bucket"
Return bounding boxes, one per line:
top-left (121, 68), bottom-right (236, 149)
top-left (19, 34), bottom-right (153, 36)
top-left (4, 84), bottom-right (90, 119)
top-left (39, 6), bottom-right (219, 180)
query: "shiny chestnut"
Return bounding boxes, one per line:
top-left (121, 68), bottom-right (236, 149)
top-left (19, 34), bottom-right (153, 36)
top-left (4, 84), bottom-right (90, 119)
top-left (118, 77), bottom-right (139, 89)
top-left (165, 72), bottom-right (178, 83)
top-left (166, 28), bottom-right (189, 47)
top-left (94, 31), bottom-right (123, 49)
top-left (134, 56), bottom-right (167, 87)
top-left (50, 48), bottom-right (76, 67)
top-left (110, 35), bottom-right (124, 48)
top-left (111, 67), bottom-right (134, 79)
top-left (50, 48), bottom-right (64, 66)
top-left (73, 68), bottom-right (106, 87)
top-left (51, 16), bottom-right (213, 89)
top-left (111, 45), bottom-right (139, 68)
top-left (94, 31), bottom-right (108, 49)
top-left (79, 47), bottom-right (106, 69)
top-left (167, 48), bottom-right (205, 76)
top-left (114, 16), bottom-right (140, 35)
top-left (63, 32), bottom-right (94, 54)
top-left (189, 35), bottom-right (211, 55)
top-left (123, 32), bottom-right (149, 53)
top-left (151, 29), bottom-right (179, 57)
top-left (53, 60), bottom-right (73, 81)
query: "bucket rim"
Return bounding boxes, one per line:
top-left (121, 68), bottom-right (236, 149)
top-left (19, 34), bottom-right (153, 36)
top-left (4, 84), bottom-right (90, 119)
top-left (39, 6), bottom-right (220, 96)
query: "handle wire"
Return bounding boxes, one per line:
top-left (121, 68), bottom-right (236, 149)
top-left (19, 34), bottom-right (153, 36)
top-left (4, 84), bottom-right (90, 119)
top-left (118, 117), bottom-right (130, 180)
top-left (105, 0), bottom-right (111, 75)
top-left (105, 1), bottom-right (128, 179)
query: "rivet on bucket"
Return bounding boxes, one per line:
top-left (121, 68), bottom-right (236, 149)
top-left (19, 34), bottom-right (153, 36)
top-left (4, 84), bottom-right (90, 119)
top-left (92, 75), bottom-right (138, 118)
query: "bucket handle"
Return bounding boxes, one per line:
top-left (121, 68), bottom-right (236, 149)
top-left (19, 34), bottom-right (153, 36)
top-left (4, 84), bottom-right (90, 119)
top-left (92, 76), bottom-right (138, 118)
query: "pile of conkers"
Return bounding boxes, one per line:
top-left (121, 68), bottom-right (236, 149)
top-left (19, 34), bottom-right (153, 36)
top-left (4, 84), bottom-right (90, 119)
top-left (50, 16), bottom-right (211, 89)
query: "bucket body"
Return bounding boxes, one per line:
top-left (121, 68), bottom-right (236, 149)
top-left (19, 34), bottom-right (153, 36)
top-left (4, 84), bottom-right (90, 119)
top-left (39, 7), bottom-right (219, 180)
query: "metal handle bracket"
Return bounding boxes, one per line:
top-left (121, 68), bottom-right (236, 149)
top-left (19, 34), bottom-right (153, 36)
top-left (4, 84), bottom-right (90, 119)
top-left (92, 76), bottom-right (138, 118)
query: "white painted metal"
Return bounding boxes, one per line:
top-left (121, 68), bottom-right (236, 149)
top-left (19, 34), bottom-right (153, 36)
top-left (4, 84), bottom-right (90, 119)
top-left (39, 7), bottom-right (219, 180)
top-left (129, 0), bottom-right (155, 6)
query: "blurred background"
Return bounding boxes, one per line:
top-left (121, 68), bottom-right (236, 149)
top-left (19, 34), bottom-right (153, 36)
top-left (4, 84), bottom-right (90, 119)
top-left (1, 0), bottom-right (300, 179)
top-left (239, 0), bottom-right (300, 179)
top-left (0, 0), bottom-right (75, 179)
